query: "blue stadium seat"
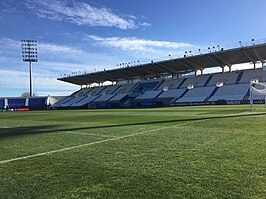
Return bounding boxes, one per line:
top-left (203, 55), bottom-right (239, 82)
top-left (8, 98), bottom-right (26, 109)
top-left (29, 97), bottom-right (47, 109)
top-left (132, 81), bottom-right (160, 92)
top-left (0, 99), bottom-right (5, 109)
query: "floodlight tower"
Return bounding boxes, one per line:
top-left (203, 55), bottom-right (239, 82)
top-left (21, 40), bottom-right (38, 97)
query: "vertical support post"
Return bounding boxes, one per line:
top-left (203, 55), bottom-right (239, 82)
top-left (228, 65), bottom-right (232, 72)
top-left (265, 94), bottom-right (266, 108)
top-left (29, 61), bottom-right (33, 98)
top-left (262, 61), bottom-right (266, 70)
top-left (250, 82), bottom-right (253, 112)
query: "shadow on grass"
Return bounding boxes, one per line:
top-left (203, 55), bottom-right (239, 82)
top-left (62, 112), bottom-right (266, 131)
top-left (1, 112), bottom-right (265, 139)
top-left (0, 125), bottom-right (59, 139)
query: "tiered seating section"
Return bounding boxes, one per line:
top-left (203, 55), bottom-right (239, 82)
top-left (53, 68), bottom-right (266, 108)
top-left (208, 84), bottom-right (249, 101)
top-left (176, 86), bottom-right (216, 103)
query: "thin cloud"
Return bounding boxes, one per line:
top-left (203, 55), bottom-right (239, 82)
top-left (0, 38), bottom-right (20, 49)
top-left (39, 43), bottom-right (84, 55)
top-left (86, 35), bottom-right (192, 52)
top-left (0, 37), bottom-right (122, 73)
top-left (22, 0), bottom-right (149, 30)
top-left (0, 37), bottom-right (86, 59)
top-left (0, 69), bottom-right (78, 90)
top-left (139, 22), bottom-right (151, 27)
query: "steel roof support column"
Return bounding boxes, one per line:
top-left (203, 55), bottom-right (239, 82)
top-left (228, 65), bottom-right (232, 72)
top-left (262, 61), bottom-right (266, 68)
top-left (221, 66), bottom-right (225, 73)
top-left (213, 53), bottom-right (232, 71)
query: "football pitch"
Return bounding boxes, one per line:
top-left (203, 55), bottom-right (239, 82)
top-left (0, 105), bottom-right (265, 198)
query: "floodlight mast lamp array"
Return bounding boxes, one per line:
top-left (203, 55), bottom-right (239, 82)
top-left (21, 40), bottom-right (38, 98)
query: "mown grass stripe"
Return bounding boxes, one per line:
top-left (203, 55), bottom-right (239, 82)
top-left (60, 130), bottom-right (118, 138)
top-left (0, 120), bottom-right (202, 164)
top-left (0, 111), bottom-right (263, 165)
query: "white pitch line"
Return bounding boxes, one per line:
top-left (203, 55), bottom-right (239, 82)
top-left (61, 130), bottom-right (118, 138)
top-left (0, 120), bottom-right (202, 165)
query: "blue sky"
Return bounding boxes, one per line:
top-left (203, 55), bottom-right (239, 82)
top-left (0, 0), bottom-right (266, 97)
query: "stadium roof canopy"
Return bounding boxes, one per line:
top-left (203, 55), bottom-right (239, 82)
top-left (58, 41), bottom-right (266, 86)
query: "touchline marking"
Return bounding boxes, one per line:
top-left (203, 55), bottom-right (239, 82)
top-left (0, 120), bottom-right (201, 165)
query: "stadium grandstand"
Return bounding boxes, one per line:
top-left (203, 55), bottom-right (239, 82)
top-left (52, 40), bottom-right (266, 109)
top-left (0, 96), bottom-right (59, 111)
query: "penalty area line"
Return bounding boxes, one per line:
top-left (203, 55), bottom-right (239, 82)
top-left (0, 119), bottom-right (208, 165)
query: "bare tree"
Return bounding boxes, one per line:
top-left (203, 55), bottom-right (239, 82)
top-left (20, 92), bottom-right (37, 98)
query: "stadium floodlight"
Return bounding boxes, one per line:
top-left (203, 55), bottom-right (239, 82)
top-left (21, 40), bottom-right (38, 98)
top-left (252, 39), bottom-right (255, 45)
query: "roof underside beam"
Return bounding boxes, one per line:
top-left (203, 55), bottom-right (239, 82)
top-left (137, 66), bottom-right (156, 76)
top-left (213, 53), bottom-right (232, 66)
top-left (61, 77), bottom-right (85, 85)
top-left (241, 49), bottom-right (256, 63)
top-left (174, 59), bottom-right (192, 71)
top-left (179, 58), bottom-right (198, 70)
top-left (154, 62), bottom-right (177, 74)
top-left (114, 71), bottom-right (136, 79)
top-left (252, 48), bottom-right (264, 62)
top-left (86, 76), bottom-right (104, 84)
top-left (103, 71), bottom-right (122, 81)
top-left (95, 74), bottom-right (113, 82)
top-left (206, 54), bottom-right (223, 67)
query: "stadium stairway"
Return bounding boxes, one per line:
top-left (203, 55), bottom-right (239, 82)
top-left (177, 78), bottom-right (187, 89)
top-left (235, 71), bottom-right (244, 84)
top-left (154, 80), bottom-right (165, 90)
top-left (70, 95), bottom-right (100, 108)
top-left (204, 75), bottom-right (213, 87)
top-left (243, 88), bottom-right (250, 100)
top-left (207, 87), bottom-right (220, 101)
top-left (178, 89), bottom-right (189, 98)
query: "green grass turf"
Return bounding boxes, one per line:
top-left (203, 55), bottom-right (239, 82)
top-left (0, 105), bottom-right (265, 198)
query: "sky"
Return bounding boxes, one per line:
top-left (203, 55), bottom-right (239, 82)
top-left (0, 0), bottom-right (266, 97)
